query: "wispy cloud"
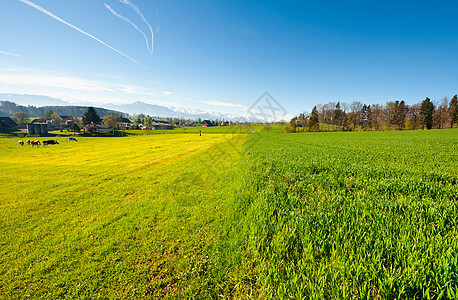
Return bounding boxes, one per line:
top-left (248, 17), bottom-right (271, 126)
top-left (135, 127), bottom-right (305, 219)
top-left (118, 0), bottom-right (154, 53)
top-left (203, 100), bottom-right (245, 108)
top-left (0, 50), bottom-right (22, 58)
top-left (104, 3), bottom-right (152, 54)
top-left (0, 73), bottom-right (117, 93)
top-left (17, 0), bottom-right (147, 69)
top-left (0, 69), bottom-right (170, 105)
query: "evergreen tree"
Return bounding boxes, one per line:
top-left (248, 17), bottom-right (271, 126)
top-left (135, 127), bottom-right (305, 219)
top-left (420, 98), bottom-right (434, 130)
top-left (361, 104), bottom-right (369, 129)
top-left (333, 102), bottom-right (343, 128)
top-left (394, 100), bottom-right (407, 130)
top-left (366, 105), bottom-right (373, 130)
top-left (82, 107), bottom-right (102, 125)
top-left (308, 106), bottom-right (320, 131)
top-left (450, 95), bottom-right (458, 128)
top-left (70, 123), bottom-right (80, 132)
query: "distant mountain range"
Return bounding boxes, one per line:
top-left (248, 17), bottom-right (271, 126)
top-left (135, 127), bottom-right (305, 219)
top-left (0, 93), bottom-right (248, 121)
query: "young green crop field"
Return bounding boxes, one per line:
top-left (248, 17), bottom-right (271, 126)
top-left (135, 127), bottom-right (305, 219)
top-left (0, 129), bottom-right (457, 299)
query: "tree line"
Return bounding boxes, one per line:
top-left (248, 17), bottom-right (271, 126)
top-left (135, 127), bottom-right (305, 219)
top-left (289, 95), bottom-right (458, 132)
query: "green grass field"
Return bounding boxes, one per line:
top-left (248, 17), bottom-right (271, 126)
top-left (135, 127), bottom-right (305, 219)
top-left (124, 124), bottom-right (280, 135)
top-left (0, 129), bottom-right (457, 299)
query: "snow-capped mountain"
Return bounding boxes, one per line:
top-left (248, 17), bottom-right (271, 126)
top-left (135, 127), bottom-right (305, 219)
top-left (0, 94), bottom-right (251, 121)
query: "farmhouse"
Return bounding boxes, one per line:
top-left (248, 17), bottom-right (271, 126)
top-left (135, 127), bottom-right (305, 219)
top-left (96, 124), bottom-right (111, 133)
top-left (118, 117), bottom-right (132, 129)
top-left (202, 120), bottom-right (215, 127)
top-left (30, 115), bottom-right (74, 130)
top-left (151, 122), bottom-right (174, 130)
top-left (59, 116), bottom-right (74, 128)
top-left (85, 124), bottom-right (112, 133)
top-left (46, 119), bottom-right (56, 127)
top-left (60, 115), bottom-right (73, 122)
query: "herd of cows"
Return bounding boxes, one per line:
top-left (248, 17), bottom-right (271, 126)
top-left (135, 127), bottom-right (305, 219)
top-left (18, 137), bottom-right (78, 148)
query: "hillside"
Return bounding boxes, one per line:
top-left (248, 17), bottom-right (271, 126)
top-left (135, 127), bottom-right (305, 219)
top-left (0, 101), bottom-right (124, 118)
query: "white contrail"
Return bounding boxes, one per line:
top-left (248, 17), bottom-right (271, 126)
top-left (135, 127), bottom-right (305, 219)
top-left (119, 0), bottom-right (154, 53)
top-left (104, 3), bottom-right (151, 53)
top-left (17, 0), bottom-right (147, 69)
top-left (0, 50), bottom-right (22, 58)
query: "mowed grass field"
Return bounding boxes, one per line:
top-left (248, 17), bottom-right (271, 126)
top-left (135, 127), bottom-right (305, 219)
top-left (0, 129), bottom-right (457, 299)
top-left (0, 133), bottom-right (247, 298)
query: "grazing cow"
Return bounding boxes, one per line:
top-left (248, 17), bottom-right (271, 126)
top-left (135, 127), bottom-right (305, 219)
top-left (30, 140), bottom-right (40, 148)
top-left (67, 137), bottom-right (78, 142)
top-left (26, 140), bottom-right (30, 145)
top-left (42, 140), bottom-right (59, 146)
top-left (18, 140), bottom-right (24, 146)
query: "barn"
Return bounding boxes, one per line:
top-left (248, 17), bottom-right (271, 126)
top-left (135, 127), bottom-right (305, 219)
top-left (0, 117), bottom-right (18, 132)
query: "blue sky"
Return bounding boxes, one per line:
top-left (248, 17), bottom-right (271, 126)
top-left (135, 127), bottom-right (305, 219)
top-left (1, 0), bottom-right (457, 118)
